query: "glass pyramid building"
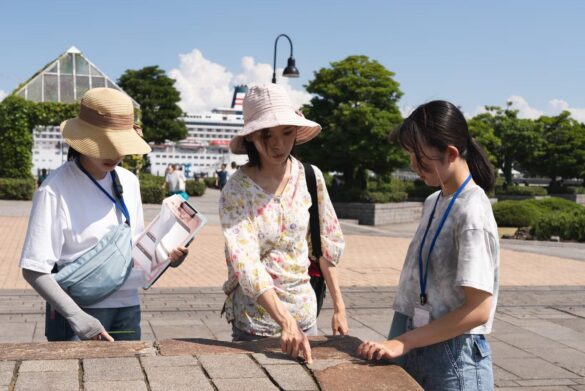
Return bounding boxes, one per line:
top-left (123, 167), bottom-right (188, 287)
top-left (13, 46), bottom-right (138, 107)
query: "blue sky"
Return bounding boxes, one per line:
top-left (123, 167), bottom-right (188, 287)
top-left (1, 0), bottom-right (584, 119)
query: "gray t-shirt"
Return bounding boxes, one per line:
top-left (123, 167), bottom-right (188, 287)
top-left (393, 183), bottom-right (500, 334)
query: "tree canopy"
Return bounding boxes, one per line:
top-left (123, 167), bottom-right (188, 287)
top-left (118, 66), bottom-right (187, 144)
top-left (297, 55), bottom-right (407, 190)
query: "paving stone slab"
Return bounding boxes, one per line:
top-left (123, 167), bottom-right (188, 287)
top-left (14, 370), bottom-right (78, 391)
top-left (198, 353), bottom-right (265, 379)
top-left (525, 347), bottom-right (585, 376)
top-left (491, 341), bottom-right (535, 359)
top-left (515, 379), bottom-right (578, 387)
top-left (140, 355), bottom-right (198, 368)
top-left (497, 358), bottom-right (577, 380)
top-left (0, 341), bottom-right (154, 360)
top-left (145, 365), bottom-right (214, 391)
top-left (314, 362), bottom-right (422, 391)
top-left (0, 361), bottom-right (15, 386)
top-left (252, 352), bottom-right (300, 365)
top-left (84, 380), bottom-right (148, 391)
top-left (83, 357), bottom-right (144, 382)
top-left (212, 378), bottom-right (279, 391)
top-left (18, 359), bottom-right (77, 372)
top-left (263, 363), bottom-right (318, 390)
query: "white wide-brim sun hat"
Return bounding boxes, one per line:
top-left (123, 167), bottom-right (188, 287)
top-left (229, 84), bottom-right (321, 154)
top-left (60, 88), bottom-right (151, 160)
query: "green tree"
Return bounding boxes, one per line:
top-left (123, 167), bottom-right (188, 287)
top-left (118, 66), bottom-right (187, 144)
top-left (297, 55), bottom-right (407, 190)
top-left (0, 96), bottom-right (78, 179)
top-left (468, 103), bottom-right (542, 185)
top-left (529, 112), bottom-right (585, 185)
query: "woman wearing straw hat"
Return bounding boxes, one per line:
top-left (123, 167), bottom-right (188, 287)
top-left (220, 84), bottom-right (348, 363)
top-left (19, 88), bottom-right (188, 342)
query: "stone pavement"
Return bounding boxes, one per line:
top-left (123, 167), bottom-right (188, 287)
top-left (1, 191), bottom-right (585, 389)
top-left (0, 337), bottom-right (422, 391)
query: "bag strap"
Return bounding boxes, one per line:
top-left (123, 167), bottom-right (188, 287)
top-left (75, 158), bottom-right (131, 225)
top-left (303, 163), bottom-right (322, 259)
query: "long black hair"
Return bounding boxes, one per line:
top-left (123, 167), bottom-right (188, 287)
top-left (390, 100), bottom-right (495, 192)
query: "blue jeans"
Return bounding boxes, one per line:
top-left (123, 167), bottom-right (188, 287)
top-left (46, 304), bottom-right (141, 341)
top-left (389, 312), bottom-right (494, 391)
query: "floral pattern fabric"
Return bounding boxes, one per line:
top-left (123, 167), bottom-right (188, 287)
top-left (220, 158), bottom-right (344, 336)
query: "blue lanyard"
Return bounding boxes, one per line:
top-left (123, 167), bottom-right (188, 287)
top-left (75, 158), bottom-right (131, 225)
top-left (418, 174), bottom-right (472, 305)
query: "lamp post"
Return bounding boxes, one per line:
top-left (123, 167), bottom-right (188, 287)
top-left (272, 34), bottom-right (299, 83)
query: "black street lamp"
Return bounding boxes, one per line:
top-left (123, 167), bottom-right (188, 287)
top-left (272, 34), bottom-right (299, 84)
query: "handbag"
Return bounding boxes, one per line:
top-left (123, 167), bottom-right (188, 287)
top-left (303, 163), bottom-right (327, 317)
top-left (53, 159), bottom-right (134, 307)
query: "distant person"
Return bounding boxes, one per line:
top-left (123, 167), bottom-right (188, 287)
top-left (226, 161), bottom-right (237, 181)
top-left (215, 164), bottom-right (228, 190)
top-left (19, 88), bottom-right (188, 342)
top-left (165, 164), bottom-right (179, 195)
top-left (357, 100), bottom-right (499, 391)
top-left (171, 165), bottom-right (188, 200)
top-left (37, 169), bottom-right (49, 187)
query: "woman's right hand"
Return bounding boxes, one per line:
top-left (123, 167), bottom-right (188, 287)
top-left (280, 317), bottom-right (313, 364)
top-left (91, 331), bottom-right (114, 341)
top-left (67, 310), bottom-right (109, 341)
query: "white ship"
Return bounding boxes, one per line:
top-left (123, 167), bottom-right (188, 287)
top-left (148, 86), bottom-right (248, 178)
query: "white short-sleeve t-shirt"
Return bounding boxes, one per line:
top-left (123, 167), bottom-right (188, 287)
top-left (393, 183), bottom-right (500, 334)
top-left (19, 160), bottom-right (145, 309)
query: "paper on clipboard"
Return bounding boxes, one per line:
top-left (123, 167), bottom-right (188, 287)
top-left (132, 195), bottom-right (207, 289)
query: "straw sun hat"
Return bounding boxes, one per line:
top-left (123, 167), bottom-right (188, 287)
top-left (60, 88), bottom-right (151, 160)
top-left (229, 84), bottom-right (321, 154)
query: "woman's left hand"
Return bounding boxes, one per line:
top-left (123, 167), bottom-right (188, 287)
top-left (332, 309), bottom-right (349, 336)
top-left (357, 339), bottom-right (408, 361)
top-left (168, 246), bottom-right (188, 267)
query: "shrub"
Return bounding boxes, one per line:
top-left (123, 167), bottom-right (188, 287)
top-left (0, 177), bottom-right (36, 200)
top-left (139, 173), bottom-right (165, 187)
top-left (493, 200), bottom-right (543, 227)
top-left (140, 178), bottom-right (166, 204)
top-left (186, 180), bottom-right (206, 196)
top-left (495, 185), bottom-right (547, 196)
top-left (531, 209), bottom-right (585, 242)
top-left (525, 197), bottom-right (583, 215)
top-left (407, 179), bottom-right (436, 200)
top-left (203, 177), bottom-right (216, 189)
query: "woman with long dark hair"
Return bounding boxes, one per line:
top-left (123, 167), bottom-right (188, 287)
top-left (358, 100), bottom-right (499, 390)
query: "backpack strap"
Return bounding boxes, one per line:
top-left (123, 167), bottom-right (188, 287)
top-left (303, 163), bottom-right (322, 259)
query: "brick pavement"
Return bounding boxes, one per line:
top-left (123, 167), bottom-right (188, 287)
top-left (2, 195), bottom-right (585, 389)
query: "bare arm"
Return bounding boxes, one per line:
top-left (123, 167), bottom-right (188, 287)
top-left (257, 289), bottom-right (313, 363)
top-left (358, 287), bottom-right (492, 360)
top-left (318, 257), bottom-right (348, 335)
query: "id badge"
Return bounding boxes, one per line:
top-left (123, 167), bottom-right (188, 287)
top-left (413, 305), bottom-right (431, 328)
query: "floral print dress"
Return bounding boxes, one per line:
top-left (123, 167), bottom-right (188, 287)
top-left (220, 157), bottom-right (345, 336)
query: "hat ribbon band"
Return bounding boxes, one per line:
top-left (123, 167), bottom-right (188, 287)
top-left (79, 103), bottom-right (134, 130)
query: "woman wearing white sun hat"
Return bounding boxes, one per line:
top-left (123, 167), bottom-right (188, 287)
top-left (220, 84), bottom-right (348, 363)
top-left (19, 88), bottom-right (188, 342)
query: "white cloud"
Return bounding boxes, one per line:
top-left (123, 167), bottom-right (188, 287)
top-left (0, 90), bottom-right (6, 102)
top-left (169, 50), bottom-right (311, 114)
top-left (548, 99), bottom-right (585, 123)
top-left (507, 95), bottom-right (543, 119)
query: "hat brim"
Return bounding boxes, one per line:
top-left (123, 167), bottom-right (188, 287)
top-left (229, 110), bottom-right (321, 154)
top-left (61, 117), bottom-right (152, 160)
